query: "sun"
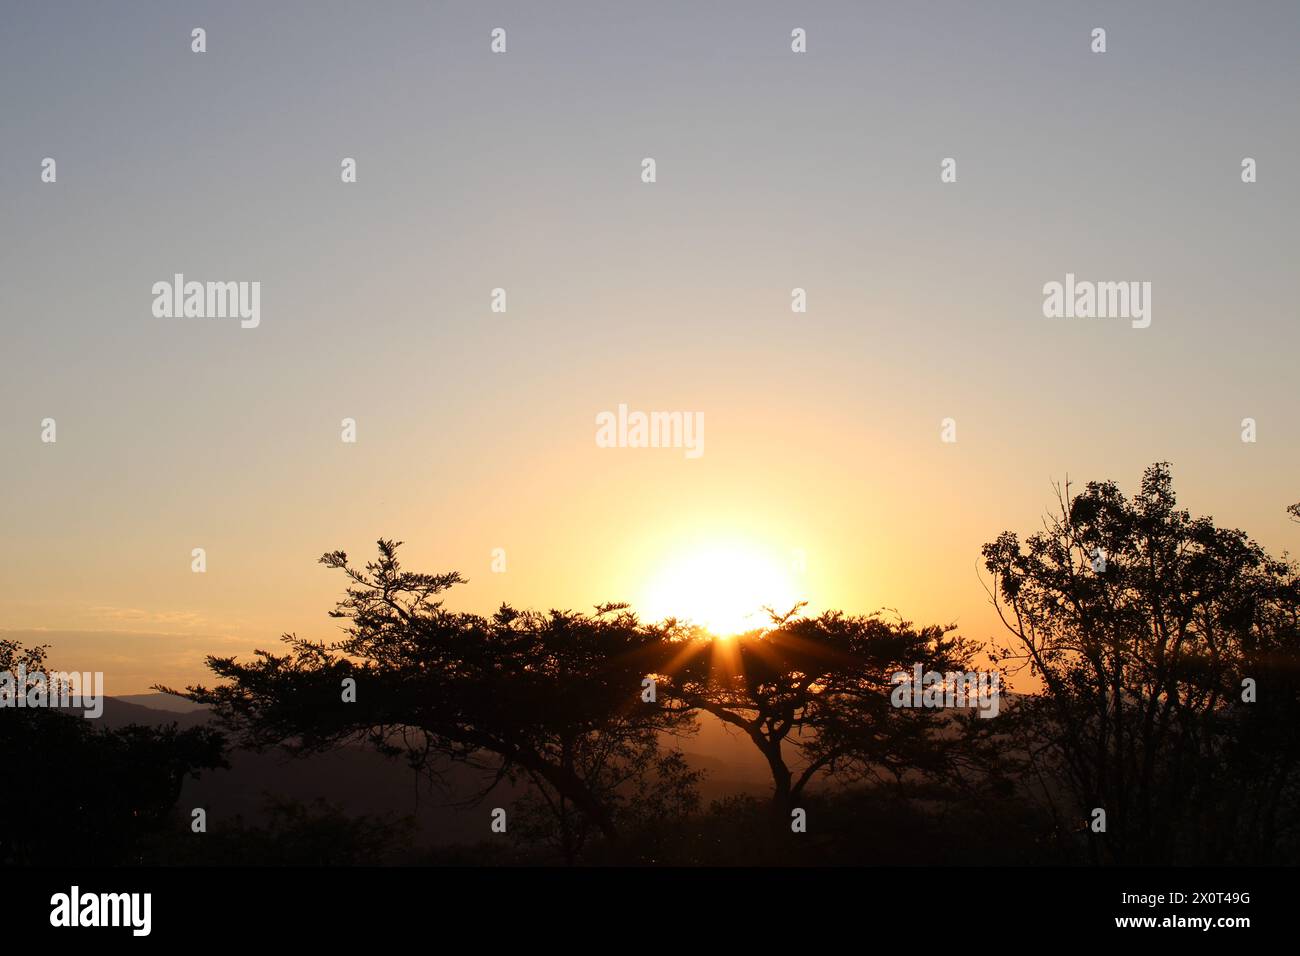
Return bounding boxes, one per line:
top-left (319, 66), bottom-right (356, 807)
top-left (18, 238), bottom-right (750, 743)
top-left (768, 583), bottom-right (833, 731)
top-left (639, 545), bottom-right (800, 637)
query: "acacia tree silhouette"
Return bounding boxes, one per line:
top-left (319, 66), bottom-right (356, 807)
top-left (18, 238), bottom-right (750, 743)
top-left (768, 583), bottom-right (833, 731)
top-left (982, 462), bottom-right (1300, 864)
top-left (169, 540), bottom-right (698, 863)
top-left (648, 607), bottom-right (982, 824)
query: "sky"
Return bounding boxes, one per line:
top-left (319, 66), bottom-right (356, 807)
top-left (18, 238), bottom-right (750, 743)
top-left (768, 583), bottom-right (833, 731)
top-left (1, 1), bottom-right (1298, 695)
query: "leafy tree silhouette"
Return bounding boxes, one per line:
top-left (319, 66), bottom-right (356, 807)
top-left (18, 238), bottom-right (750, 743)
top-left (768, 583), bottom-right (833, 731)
top-left (648, 606), bottom-right (983, 824)
top-left (169, 540), bottom-right (698, 864)
top-left (982, 462), bottom-right (1300, 863)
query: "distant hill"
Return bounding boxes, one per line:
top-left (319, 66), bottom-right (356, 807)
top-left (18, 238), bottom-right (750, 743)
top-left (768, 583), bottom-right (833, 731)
top-left (72, 696), bottom-right (212, 730)
top-left (116, 692), bottom-right (208, 714)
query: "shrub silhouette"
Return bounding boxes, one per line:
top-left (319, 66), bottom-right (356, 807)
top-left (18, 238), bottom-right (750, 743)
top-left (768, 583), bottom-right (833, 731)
top-left (0, 640), bottom-right (227, 865)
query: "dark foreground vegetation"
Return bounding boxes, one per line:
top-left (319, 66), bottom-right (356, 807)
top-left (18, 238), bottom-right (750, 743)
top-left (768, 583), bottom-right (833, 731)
top-left (4, 463), bottom-right (1298, 865)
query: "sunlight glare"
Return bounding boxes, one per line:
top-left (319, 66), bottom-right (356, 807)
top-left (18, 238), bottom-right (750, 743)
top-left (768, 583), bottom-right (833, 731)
top-left (640, 545), bottom-right (799, 637)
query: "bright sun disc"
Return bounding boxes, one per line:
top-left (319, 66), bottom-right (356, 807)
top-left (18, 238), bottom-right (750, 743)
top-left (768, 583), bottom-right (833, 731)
top-left (640, 545), bottom-right (799, 636)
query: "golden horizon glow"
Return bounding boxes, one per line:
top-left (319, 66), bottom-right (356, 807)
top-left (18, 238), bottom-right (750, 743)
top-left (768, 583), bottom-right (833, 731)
top-left (638, 544), bottom-right (800, 637)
